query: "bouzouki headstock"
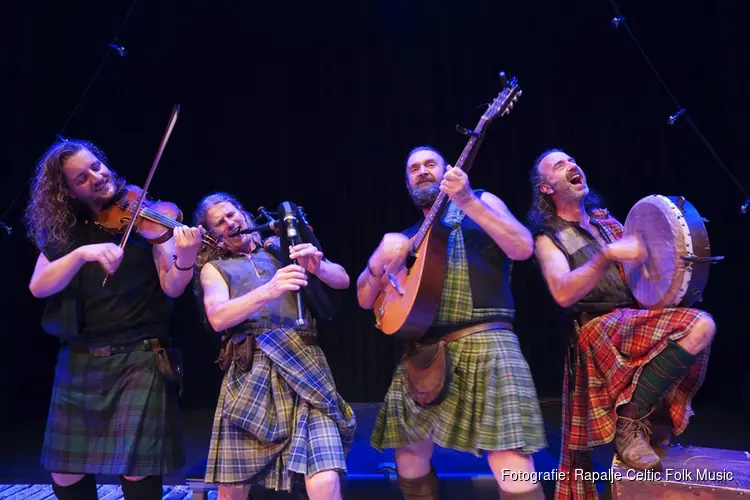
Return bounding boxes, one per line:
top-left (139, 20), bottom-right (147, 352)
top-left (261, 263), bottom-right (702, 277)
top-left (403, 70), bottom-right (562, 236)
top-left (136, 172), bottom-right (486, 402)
top-left (483, 72), bottom-right (522, 121)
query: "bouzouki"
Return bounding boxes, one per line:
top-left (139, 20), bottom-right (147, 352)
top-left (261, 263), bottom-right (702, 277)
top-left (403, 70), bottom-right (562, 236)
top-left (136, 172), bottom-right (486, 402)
top-left (373, 73), bottom-right (522, 341)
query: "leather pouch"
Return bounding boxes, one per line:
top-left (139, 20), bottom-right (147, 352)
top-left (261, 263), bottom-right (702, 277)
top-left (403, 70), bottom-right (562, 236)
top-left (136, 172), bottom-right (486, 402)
top-left (404, 341), bottom-right (451, 406)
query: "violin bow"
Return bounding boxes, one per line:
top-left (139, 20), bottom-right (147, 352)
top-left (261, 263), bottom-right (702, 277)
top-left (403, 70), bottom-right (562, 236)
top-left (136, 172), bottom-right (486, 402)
top-left (102, 104), bottom-right (181, 286)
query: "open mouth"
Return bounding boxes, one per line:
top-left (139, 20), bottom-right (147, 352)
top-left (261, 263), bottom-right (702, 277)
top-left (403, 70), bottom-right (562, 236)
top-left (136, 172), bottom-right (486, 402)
top-left (567, 171), bottom-right (583, 186)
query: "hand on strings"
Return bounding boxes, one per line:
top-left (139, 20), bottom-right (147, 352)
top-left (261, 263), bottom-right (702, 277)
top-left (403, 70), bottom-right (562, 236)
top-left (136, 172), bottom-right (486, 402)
top-left (173, 225), bottom-right (205, 266)
top-left (289, 243), bottom-right (323, 275)
top-left (373, 233), bottom-right (410, 273)
top-left (77, 243), bottom-right (124, 274)
top-left (440, 165), bottom-right (476, 208)
top-left (264, 264), bottom-right (308, 300)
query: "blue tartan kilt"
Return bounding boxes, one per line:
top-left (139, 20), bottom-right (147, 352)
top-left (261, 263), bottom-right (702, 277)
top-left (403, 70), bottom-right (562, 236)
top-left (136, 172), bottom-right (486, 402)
top-left (41, 343), bottom-right (185, 476)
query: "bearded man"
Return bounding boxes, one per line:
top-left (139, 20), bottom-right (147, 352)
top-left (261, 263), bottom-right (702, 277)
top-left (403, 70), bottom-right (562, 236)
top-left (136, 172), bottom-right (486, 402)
top-left (357, 145), bottom-right (548, 500)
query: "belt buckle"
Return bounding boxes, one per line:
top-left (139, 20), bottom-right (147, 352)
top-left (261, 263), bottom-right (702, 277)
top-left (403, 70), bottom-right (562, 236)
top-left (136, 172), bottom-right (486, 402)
top-left (89, 345), bottom-right (112, 356)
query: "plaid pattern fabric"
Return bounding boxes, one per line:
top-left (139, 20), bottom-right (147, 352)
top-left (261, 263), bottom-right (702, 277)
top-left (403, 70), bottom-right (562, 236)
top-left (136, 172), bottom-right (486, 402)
top-left (554, 211), bottom-right (712, 500)
top-left (371, 328), bottom-right (548, 455)
top-left (371, 201), bottom-right (546, 455)
top-left (41, 345), bottom-right (184, 475)
top-left (432, 201), bottom-right (515, 325)
top-left (205, 327), bottom-right (356, 491)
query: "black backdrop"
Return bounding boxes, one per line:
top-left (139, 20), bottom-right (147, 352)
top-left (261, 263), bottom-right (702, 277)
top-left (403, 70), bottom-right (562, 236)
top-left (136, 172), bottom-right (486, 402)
top-left (3, 0), bottom-right (749, 425)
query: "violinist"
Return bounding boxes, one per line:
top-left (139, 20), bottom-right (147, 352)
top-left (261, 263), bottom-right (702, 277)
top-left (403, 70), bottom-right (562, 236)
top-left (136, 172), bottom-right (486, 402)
top-left (192, 192), bottom-right (355, 500)
top-left (23, 139), bottom-right (203, 500)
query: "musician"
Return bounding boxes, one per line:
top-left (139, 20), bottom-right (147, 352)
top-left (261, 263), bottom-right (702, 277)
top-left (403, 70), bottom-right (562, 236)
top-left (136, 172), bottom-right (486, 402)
top-left (23, 139), bottom-right (203, 500)
top-left (528, 149), bottom-right (715, 499)
top-left (193, 192), bottom-right (356, 500)
top-left (356, 146), bottom-right (547, 500)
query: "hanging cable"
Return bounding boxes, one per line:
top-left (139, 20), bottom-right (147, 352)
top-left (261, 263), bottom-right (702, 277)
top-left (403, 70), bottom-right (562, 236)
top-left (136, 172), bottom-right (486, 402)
top-left (607, 0), bottom-right (749, 214)
top-left (0, 0), bottom-right (140, 234)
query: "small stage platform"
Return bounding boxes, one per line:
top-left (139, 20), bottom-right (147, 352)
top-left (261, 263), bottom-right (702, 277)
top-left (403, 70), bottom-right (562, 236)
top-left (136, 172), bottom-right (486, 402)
top-left (611, 445), bottom-right (750, 499)
top-left (1, 401), bottom-right (748, 499)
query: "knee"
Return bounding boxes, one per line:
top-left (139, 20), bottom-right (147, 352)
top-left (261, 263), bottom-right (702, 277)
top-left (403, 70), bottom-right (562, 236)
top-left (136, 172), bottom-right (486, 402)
top-left (120, 475), bottom-right (162, 500)
top-left (216, 483), bottom-right (250, 500)
top-left (394, 439), bottom-right (434, 463)
top-left (51, 473), bottom-right (87, 487)
top-left (395, 439), bottom-right (435, 478)
top-left (122, 475), bottom-right (147, 482)
top-left (488, 450), bottom-right (535, 472)
top-left (692, 312), bottom-right (716, 345)
top-left (305, 470), bottom-right (340, 495)
top-left (217, 483), bottom-right (251, 500)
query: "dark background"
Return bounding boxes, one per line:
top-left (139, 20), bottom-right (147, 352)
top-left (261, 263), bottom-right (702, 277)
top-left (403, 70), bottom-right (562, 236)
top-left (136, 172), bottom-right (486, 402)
top-left (3, 0), bottom-right (749, 427)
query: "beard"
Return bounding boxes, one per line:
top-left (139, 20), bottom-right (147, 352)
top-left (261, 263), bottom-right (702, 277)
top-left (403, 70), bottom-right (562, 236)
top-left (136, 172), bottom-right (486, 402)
top-left (409, 182), bottom-right (440, 210)
top-left (552, 179), bottom-right (588, 204)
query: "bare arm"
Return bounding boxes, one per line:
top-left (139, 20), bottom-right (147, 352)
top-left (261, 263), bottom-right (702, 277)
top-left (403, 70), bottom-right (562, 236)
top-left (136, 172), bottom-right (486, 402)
top-left (288, 242), bottom-right (349, 289)
top-left (356, 233), bottom-right (408, 309)
top-left (200, 263), bottom-right (273, 332)
top-left (460, 191), bottom-right (534, 261)
top-left (200, 262), bottom-right (308, 332)
top-left (153, 238), bottom-right (194, 299)
top-left (356, 262), bottom-right (388, 310)
top-left (29, 250), bottom-right (86, 298)
top-left (315, 259), bottom-right (350, 290)
top-left (533, 234), bottom-right (611, 308)
top-left (29, 242), bottom-right (124, 298)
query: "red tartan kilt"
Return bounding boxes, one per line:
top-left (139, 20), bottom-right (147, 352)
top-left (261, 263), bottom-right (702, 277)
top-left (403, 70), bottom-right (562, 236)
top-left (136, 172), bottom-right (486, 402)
top-left (576, 306), bottom-right (712, 437)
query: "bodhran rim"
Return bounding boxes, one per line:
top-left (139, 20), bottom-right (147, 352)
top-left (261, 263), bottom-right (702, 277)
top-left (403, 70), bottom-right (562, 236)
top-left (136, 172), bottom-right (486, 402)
top-left (622, 194), bottom-right (710, 309)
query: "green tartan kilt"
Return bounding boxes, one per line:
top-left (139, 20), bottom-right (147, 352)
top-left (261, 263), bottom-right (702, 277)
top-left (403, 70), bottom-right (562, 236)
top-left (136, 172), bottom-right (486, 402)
top-left (371, 328), bottom-right (547, 456)
top-left (41, 344), bottom-right (185, 476)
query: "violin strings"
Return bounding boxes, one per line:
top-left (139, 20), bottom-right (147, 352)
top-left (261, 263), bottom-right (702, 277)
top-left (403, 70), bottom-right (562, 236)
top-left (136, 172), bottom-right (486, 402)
top-left (131, 204), bottom-right (218, 248)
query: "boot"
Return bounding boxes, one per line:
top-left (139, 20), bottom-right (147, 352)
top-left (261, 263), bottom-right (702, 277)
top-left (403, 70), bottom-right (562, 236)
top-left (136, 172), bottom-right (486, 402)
top-left (397, 465), bottom-right (439, 500)
top-left (614, 402), bottom-right (662, 470)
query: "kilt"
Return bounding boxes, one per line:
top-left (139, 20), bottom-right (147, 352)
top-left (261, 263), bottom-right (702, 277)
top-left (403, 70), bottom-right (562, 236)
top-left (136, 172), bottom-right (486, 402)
top-left (41, 344), bottom-right (184, 476)
top-left (205, 328), bottom-right (356, 492)
top-left (555, 307), bottom-right (711, 500)
top-left (370, 328), bottom-right (547, 456)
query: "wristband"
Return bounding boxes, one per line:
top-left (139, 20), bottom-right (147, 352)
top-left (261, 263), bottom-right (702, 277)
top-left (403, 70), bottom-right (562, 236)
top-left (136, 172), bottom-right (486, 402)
top-left (173, 255), bottom-right (195, 271)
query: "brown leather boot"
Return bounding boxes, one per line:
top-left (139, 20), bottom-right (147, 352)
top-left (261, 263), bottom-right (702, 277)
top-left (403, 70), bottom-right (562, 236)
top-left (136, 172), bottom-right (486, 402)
top-left (614, 402), bottom-right (662, 470)
top-left (649, 404), bottom-right (672, 448)
top-left (397, 465), bottom-right (440, 500)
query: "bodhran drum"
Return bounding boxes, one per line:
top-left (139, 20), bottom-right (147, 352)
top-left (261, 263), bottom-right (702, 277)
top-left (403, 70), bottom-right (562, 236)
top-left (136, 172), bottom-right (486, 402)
top-left (622, 195), bottom-right (723, 309)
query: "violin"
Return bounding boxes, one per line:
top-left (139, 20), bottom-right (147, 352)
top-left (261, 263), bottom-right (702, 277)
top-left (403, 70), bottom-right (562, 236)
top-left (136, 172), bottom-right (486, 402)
top-left (95, 184), bottom-right (220, 249)
top-left (97, 104), bottom-right (219, 286)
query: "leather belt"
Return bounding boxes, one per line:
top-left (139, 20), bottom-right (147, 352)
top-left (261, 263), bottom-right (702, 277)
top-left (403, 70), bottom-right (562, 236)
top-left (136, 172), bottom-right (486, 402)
top-left (68, 338), bottom-right (167, 357)
top-left (245, 334), bottom-right (318, 348)
top-left (418, 321), bottom-right (513, 346)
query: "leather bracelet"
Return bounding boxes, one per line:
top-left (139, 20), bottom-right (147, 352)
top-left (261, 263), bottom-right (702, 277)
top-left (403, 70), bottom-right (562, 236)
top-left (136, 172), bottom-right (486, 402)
top-left (172, 255), bottom-right (195, 272)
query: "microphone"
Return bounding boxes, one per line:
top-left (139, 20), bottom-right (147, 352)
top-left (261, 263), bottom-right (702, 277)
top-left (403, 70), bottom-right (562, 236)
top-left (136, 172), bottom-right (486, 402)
top-left (279, 201), bottom-right (306, 327)
top-left (229, 220), bottom-right (279, 237)
top-left (0, 221), bottom-right (11, 235)
top-left (741, 199), bottom-right (750, 215)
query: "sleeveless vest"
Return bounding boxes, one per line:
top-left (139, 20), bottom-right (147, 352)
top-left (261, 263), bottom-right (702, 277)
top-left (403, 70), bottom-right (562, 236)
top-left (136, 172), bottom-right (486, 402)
top-left (402, 189), bottom-right (515, 339)
top-left (536, 208), bottom-right (637, 313)
top-left (207, 246), bottom-right (316, 337)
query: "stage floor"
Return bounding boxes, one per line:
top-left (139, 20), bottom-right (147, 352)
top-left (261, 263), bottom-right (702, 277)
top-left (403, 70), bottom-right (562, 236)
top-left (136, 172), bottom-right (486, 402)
top-left (0, 399), bottom-right (746, 499)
